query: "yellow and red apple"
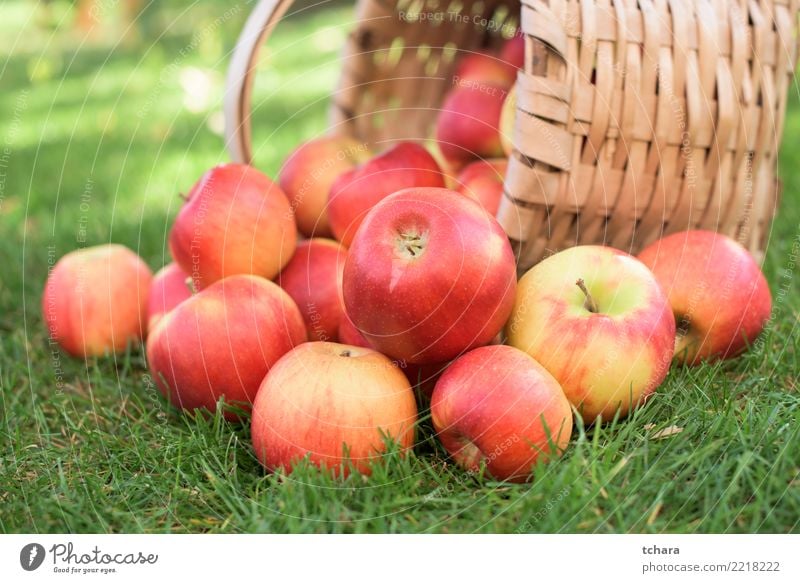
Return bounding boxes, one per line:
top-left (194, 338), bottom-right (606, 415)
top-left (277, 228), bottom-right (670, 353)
top-left (637, 230), bottom-right (772, 365)
top-left (506, 245), bottom-right (676, 423)
top-left (499, 85), bottom-right (516, 156)
top-left (279, 135), bottom-right (370, 238)
top-left (277, 238), bottom-right (348, 342)
top-left (431, 345), bottom-right (572, 482)
top-left (43, 244), bottom-right (152, 358)
top-left (169, 163), bottom-right (297, 290)
top-left (146, 274), bottom-right (306, 417)
top-left (251, 342), bottom-right (418, 475)
top-left (343, 187), bottom-right (517, 364)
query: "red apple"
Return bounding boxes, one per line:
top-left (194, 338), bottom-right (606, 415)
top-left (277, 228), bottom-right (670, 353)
top-left (251, 342), bottom-right (418, 475)
top-left (169, 163), bottom-right (297, 290)
top-left (500, 34), bottom-right (525, 70)
top-left (436, 85), bottom-right (507, 169)
top-left (279, 136), bottom-right (370, 238)
top-left (147, 262), bottom-right (192, 333)
top-left (455, 158), bottom-right (507, 216)
top-left (277, 238), bottom-right (347, 342)
top-left (42, 244), bottom-right (152, 358)
top-left (337, 313), bottom-right (372, 348)
top-left (343, 187), bottom-right (517, 364)
top-left (146, 274), bottom-right (306, 417)
top-left (328, 142), bottom-right (445, 247)
top-left (431, 345), bottom-right (572, 482)
top-left (454, 53), bottom-right (516, 89)
top-left (506, 245), bottom-right (676, 423)
top-left (637, 230), bottom-right (772, 365)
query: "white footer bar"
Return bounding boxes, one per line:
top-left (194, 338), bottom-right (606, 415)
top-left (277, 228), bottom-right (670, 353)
top-left (1, 534), bottom-right (797, 582)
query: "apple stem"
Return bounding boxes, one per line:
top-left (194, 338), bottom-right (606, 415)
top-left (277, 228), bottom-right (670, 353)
top-left (575, 278), bottom-right (598, 313)
top-left (676, 315), bottom-right (691, 337)
top-left (400, 232), bottom-right (425, 257)
top-left (340, 350), bottom-right (352, 357)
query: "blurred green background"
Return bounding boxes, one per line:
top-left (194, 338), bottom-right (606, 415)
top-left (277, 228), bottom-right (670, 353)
top-left (1, 0), bottom-right (351, 277)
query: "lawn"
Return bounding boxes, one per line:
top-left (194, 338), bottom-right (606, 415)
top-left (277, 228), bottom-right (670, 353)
top-left (1, 1), bottom-right (798, 534)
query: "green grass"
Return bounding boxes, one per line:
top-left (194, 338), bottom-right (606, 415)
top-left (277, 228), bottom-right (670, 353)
top-left (1, 2), bottom-right (799, 534)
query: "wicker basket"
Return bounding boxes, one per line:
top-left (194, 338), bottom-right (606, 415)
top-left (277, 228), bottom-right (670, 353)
top-left (224, 0), bottom-right (798, 269)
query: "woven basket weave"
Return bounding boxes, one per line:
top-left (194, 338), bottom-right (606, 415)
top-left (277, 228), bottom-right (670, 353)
top-left (224, 0), bottom-right (798, 269)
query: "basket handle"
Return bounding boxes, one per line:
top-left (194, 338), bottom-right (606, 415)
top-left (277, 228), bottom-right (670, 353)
top-left (224, 0), bottom-right (295, 164)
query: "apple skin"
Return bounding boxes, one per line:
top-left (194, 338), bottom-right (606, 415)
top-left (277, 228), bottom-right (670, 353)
top-left (335, 316), bottom-right (451, 400)
top-left (404, 336), bottom-right (503, 401)
top-left (338, 313), bottom-right (372, 348)
top-left (277, 238), bottom-right (348, 342)
top-left (42, 244), bottom-right (152, 358)
top-left (499, 85), bottom-right (516, 156)
top-left (506, 246), bottom-right (676, 423)
top-left (424, 140), bottom-right (460, 190)
top-left (328, 142), bottom-right (445, 247)
top-left (279, 136), bottom-right (370, 238)
top-left (637, 230), bottom-right (772, 365)
top-left (454, 53), bottom-right (516, 89)
top-left (169, 163), bottom-right (297, 290)
top-left (251, 342), bottom-right (418, 476)
top-left (146, 274), bottom-right (306, 418)
top-left (147, 262), bottom-right (192, 334)
top-left (431, 345), bottom-right (572, 482)
top-left (500, 34), bottom-right (525, 70)
top-left (343, 187), bottom-right (517, 364)
top-left (336, 317), bottom-right (451, 400)
top-left (436, 85), bottom-right (507, 169)
top-left (402, 361), bottom-right (450, 401)
top-left (455, 158), bottom-right (507, 216)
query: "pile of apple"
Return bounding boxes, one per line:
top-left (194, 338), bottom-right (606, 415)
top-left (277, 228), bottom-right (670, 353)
top-left (42, 35), bottom-right (772, 483)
